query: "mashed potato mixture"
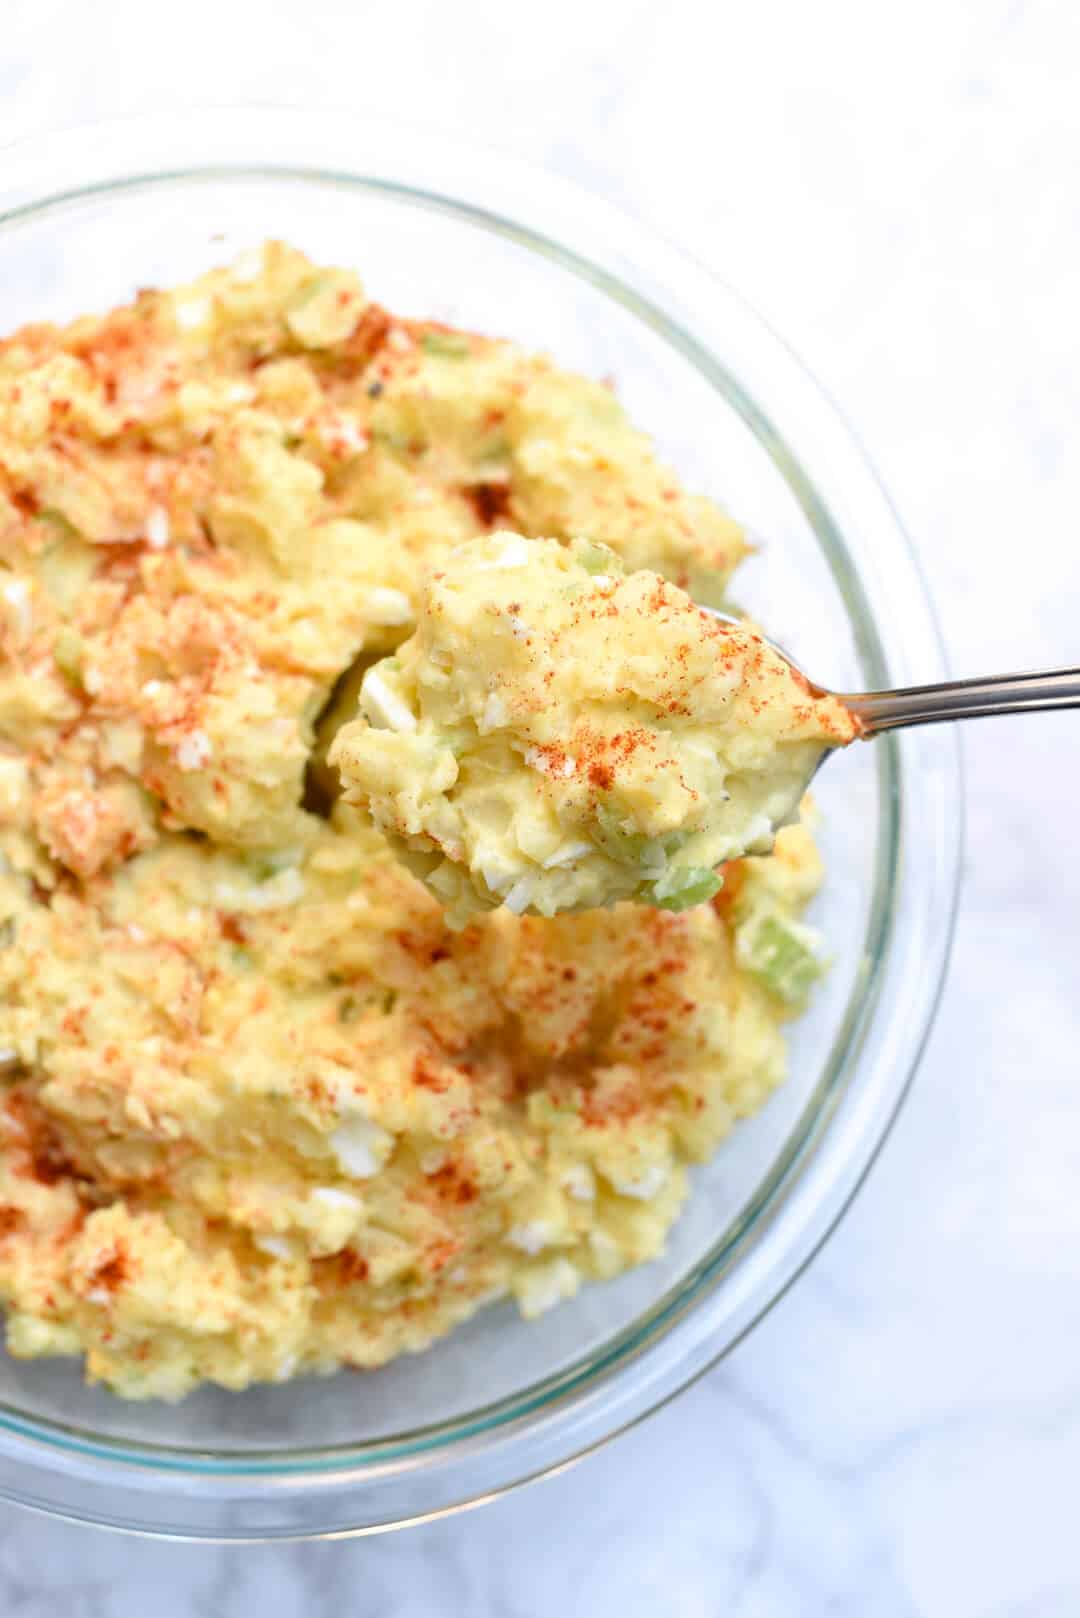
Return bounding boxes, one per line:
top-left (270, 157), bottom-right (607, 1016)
top-left (332, 534), bottom-right (856, 925)
top-left (0, 245), bottom-right (829, 1398)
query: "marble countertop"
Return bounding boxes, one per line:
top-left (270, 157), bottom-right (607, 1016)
top-left (2, 1), bottom-right (1079, 1612)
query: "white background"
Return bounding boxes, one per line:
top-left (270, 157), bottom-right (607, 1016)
top-left (3, 1), bottom-right (1080, 1612)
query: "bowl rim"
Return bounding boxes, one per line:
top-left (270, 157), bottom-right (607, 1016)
top-left (0, 107), bottom-right (962, 1536)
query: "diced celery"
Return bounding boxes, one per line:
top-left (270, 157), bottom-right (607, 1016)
top-left (52, 628), bottom-right (84, 687)
top-left (338, 986), bottom-right (394, 1024)
top-left (645, 867), bottom-right (722, 912)
top-left (475, 443), bottom-right (510, 474)
top-left (370, 427), bottom-right (410, 453)
top-left (591, 808), bottom-right (688, 876)
top-left (421, 331), bottom-right (470, 359)
top-left (590, 805), bottom-right (654, 867)
top-left (573, 539), bottom-right (623, 577)
top-left (736, 911), bottom-right (822, 1004)
top-left (250, 850), bottom-right (299, 883)
top-left (37, 533), bottom-right (97, 613)
top-left (421, 332), bottom-right (471, 360)
top-left (36, 507), bottom-right (79, 539)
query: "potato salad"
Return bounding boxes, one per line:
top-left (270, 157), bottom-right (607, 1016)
top-left (0, 244), bottom-right (831, 1398)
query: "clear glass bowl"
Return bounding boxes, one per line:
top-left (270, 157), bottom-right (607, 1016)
top-left (0, 109), bottom-right (960, 1539)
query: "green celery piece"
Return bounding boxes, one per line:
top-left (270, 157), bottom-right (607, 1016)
top-left (421, 332), bottom-right (471, 360)
top-left (52, 627), bottom-right (85, 686)
top-left (737, 912), bottom-right (822, 1004)
top-left (646, 867), bottom-right (722, 912)
top-left (36, 507), bottom-right (79, 538)
top-left (592, 807), bottom-right (689, 872)
top-left (36, 532), bottom-right (97, 614)
top-left (573, 538), bottom-right (623, 577)
top-left (591, 805), bottom-right (655, 868)
top-left (250, 850), bottom-right (299, 883)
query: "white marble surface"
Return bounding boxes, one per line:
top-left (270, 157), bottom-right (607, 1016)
top-left (2, 0), bottom-right (1080, 1610)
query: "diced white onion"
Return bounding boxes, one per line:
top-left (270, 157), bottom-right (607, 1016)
top-left (254, 1233), bottom-right (297, 1262)
top-left (145, 506), bottom-right (170, 549)
top-left (506, 1219), bottom-right (553, 1256)
top-left (607, 1162), bottom-right (670, 1201)
top-left (474, 534), bottom-right (531, 570)
top-left (503, 876), bottom-right (535, 914)
top-left (516, 1258), bottom-right (578, 1319)
top-left (542, 840), bottom-right (592, 869)
top-left (175, 731), bottom-right (211, 771)
top-left (561, 1163), bottom-right (595, 1201)
top-left (310, 1187), bottom-right (364, 1212)
top-left (328, 1117), bottom-right (392, 1179)
top-left (365, 587), bottom-right (412, 626)
top-left (1, 579), bottom-right (31, 636)
top-left (362, 670), bottom-right (417, 733)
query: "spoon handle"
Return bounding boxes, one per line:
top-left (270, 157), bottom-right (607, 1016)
top-left (843, 666), bottom-right (1080, 734)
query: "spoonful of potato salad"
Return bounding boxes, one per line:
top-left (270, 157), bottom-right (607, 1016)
top-left (330, 531), bottom-right (1080, 927)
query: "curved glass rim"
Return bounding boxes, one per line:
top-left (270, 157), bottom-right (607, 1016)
top-left (0, 114), bottom-right (961, 1506)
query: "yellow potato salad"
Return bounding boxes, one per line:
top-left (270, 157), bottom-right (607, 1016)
top-left (0, 244), bottom-right (827, 1398)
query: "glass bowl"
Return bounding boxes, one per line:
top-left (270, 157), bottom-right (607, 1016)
top-left (0, 108), bottom-right (960, 1539)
